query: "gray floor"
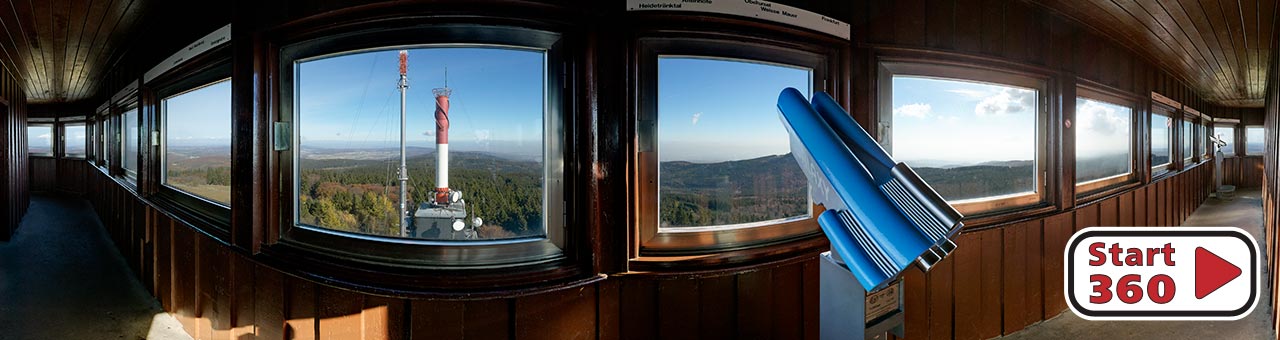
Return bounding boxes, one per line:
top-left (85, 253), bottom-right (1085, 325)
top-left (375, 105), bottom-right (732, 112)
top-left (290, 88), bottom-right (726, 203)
top-left (1004, 188), bottom-right (1276, 340)
top-left (0, 195), bottom-right (190, 340)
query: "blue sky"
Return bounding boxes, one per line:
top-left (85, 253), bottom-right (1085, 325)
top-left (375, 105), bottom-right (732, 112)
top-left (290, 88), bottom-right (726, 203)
top-left (1075, 98), bottom-right (1131, 160)
top-left (296, 47), bottom-right (544, 156)
top-left (165, 79), bottom-right (231, 146)
top-left (891, 76), bottom-right (1037, 166)
top-left (658, 57), bottom-right (811, 162)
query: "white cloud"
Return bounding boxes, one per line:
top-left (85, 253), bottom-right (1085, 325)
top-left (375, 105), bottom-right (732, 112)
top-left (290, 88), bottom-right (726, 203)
top-left (473, 129), bottom-right (491, 141)
top-left (893, 103), bottom-right (932, 119)
top-left (36, 133), bottom-right (49, 139)
top-left (691, 112), bottom-right (702, 125)
top-left (945, 89), bottom-right (990, 99)
top-left (1077, 100), bottom-right (1124, 135)
top-left (975, 88), bottom-right (1035, 117)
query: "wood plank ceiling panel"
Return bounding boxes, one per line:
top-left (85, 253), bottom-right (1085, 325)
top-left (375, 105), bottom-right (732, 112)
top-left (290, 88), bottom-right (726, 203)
top-left (0, 0), bottom-right (146, 104)
top-left (1031, 0), bottom-right (1276, 107)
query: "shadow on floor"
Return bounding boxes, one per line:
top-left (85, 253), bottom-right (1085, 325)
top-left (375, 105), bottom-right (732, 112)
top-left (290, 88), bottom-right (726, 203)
top-left (0, 194), bottom-right (191, 340)
top-left (1003, 188), bottom-right (1275, 340)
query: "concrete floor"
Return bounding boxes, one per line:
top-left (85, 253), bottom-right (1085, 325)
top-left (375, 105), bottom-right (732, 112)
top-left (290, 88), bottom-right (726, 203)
top-left (0, 195), bottom-right (191, 340)
top-left (1004, 188), bottom-right (1276, 340)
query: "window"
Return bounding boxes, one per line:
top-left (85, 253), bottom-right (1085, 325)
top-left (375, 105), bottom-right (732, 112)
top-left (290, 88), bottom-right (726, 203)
top-left (636, 37), bottom-right (828, 255)
top-left (121, 105), bottom-right (140, 179)
top-left (280, 25), bottom-right (567, 267)
top-left (1246, 126), bottom-right (1264, 156)
top-left (63, 123), bottom-right (86, 158)
top-left (657, 57), bottom-right (812, 229)
top-left (881, 62), bottom-right (1047, 214)
top-left (27, 125), bottom-right (53, 156)
top-left (1214, 125), bottom-right (1236, 157)
top-left (162, 79), bottom-right (232, 206)
top-left (1182, 118), bottom-right (1193, 164)
top-left (1202, 121), bottom-right (1211, 158)
top-left (1150, 108), bottom-right (1173, 173)
top-left (1074, 94), bottom-right (1134, 193)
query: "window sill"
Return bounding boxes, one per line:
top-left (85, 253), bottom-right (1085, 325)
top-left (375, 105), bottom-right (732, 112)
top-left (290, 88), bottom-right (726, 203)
top-left (627, 233), bottom-right (827, 275)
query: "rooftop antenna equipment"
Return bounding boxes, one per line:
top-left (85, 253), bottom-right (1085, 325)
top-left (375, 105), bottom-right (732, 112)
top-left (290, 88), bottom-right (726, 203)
top-left (398, 50), bottom-right (410, 237)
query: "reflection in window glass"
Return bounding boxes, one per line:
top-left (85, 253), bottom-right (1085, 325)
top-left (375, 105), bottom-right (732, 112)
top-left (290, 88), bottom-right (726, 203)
top-left (1075, 98), bottom-right (1131, 183)
top-left (1182, 120), bottom-right (1193, 161)
top-left (1246, 126), bottom-right (1264, 155)
top-left (122, 107), bottom-right (139, 178)
top-left (27, 125), bottom-right (52, 155)
top-left (164, 80), bottom-right (232, 205)
top-left (1151, 114), bottom-right (1171, 169)
top-left (1214, 126), bottom-right (1235, 156)
top-left (64, 124), bottom-right (86, 157)
top-left (1202, 123), bottom-right (1211, 157)
top-left (657, 57), bottom-right (811, 228)
top-left (297, 47), bottom-right (545, 241)
top-left (891, 76), bottom-right (1038, 201)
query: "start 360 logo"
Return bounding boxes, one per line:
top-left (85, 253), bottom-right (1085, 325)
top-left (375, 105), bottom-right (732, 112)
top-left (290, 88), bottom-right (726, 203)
top-left (1064, 227), bottom-right (1260, 321)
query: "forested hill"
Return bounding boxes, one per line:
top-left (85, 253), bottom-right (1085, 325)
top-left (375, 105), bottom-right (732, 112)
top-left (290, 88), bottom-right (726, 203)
top-left (659, 153), bottom-right (809, 227)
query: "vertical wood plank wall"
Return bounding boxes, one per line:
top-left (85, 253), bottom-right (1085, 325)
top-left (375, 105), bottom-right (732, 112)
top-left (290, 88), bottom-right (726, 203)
top-left (64, 0), bottom-right (1252, 339)
top-left (1, 70), bottom-right (29, 241)
top-left (1260, 20), bottom-right (1280, 340)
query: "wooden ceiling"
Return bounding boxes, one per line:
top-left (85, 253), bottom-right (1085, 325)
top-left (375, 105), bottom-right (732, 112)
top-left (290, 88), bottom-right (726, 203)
top-left (1030, 0), bottom-right (1276, 108)
top-left (0, 0), bottom-right (147, 104)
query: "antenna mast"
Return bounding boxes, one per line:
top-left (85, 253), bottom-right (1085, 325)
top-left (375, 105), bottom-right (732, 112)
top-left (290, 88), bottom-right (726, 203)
top-left (397, 50), bottom-right (410, 237)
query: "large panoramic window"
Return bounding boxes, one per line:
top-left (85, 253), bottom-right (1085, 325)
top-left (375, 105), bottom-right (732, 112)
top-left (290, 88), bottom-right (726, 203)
top-left (1246, 126), bottom-right (1264, 156)
top-left (63, 123), bottom-right (86, 158)
top-left (121, 105), bottom-right (140, 179)
top-left (1074, 95), bottom-right (1133, 191)
top-left (162, 79), bottom-right (232, 206)
top-left (295, 46), bottom-right (547, 242)
top-left (883, 64), bottom-right (1046, 214)
top-left (1214, 125), bottom-right (1236, 157)
top-left (27, 125), bottom-right (53, 156)
top-left (657, 57), bottom-right (811, 229)
top-left (1150, 109), bottom-right (1172, 173)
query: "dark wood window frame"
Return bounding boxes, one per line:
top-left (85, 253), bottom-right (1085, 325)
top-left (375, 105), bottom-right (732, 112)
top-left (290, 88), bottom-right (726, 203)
top-left (116, 99), bottom-right (142, 187)
top-left (1074, 81), bottom-right (1142, 202)
top-left (145, 48), bottom-right (234, 238)
top-left (875, 53), bottom-right (1058, 224)
top-left (1181, 112), bottom-right (1198, 165)
top-left (95, 106), bottom-right (110, 169)
top-left (1214, 122), bottom-right (1239, 158)
top-left (60, 119), bottom-right (88, 159)
top-left (263, 12), bottom-right (598, 294)
top-left (625, 16), bottom-right (841, 272)
top-left (1149, 102), bottom-right (1177, 180)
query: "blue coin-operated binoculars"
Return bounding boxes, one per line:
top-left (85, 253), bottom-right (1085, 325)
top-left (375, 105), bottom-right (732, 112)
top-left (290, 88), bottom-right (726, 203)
top-left (777, 88), bottom-right (964, 339)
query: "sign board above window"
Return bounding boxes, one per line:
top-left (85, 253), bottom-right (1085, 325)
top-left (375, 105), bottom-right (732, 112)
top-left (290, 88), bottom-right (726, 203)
top-left (1150, 92), bottom-right (1182, 109)
top-left (145, 24), bottom-right (231, 83)
top-left (626, 0), bottom-right (850, 40)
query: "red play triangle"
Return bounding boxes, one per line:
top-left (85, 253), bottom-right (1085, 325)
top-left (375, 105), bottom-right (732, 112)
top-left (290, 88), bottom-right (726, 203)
top-left (1195, 247), bottom-right (1241, 299)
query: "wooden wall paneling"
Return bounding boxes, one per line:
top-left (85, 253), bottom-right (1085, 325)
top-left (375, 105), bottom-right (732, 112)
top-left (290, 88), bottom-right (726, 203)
top-left (924, 0), bottom-right (955, 50)
top-left (230, 253), bottom-right (257, 339)
top-left (155, 213), bottom-right (172, 311)
top-left (516, 285), bottom-right (599, 340)
top-left (926, 252), bottom-right (954, 340)
top-left (656, 279), bottom-right (699, 339)
top-left (1074, 203), bottom-right (1098, 231)
top-left (698, 275), bottom-right (736, 340)
top-left (770, 264), bottom-right (805, 340)
top-left (1118, 191), bottom-right (1135, 226)
top-left (1042, 212), bottom-right (1074, 318)
top-left (902, 267), bottom-right (928, 340)
top-left (1003, 1), bottom-right (1030, 62)
top-left (253, 262), bottom-right (286, 340)
top-left (893, 0), bottom-right (926, 47)
top-left (618, 279), bottom-right (657, 340)
top-left (317, 285), bottom-right (364, 339)
top-left (171, 221), bottom-right (198, 335)
top-left (802, 260), bottom-right (819, 340)
top-left (1099, 197), bottom-right (1118, 226)
top-left (1002, 220), bottom-right (1043, 335)
top-left (198, 235), bottom-right (231, 340)
top-left (462, 299), bottom-right (512, 339)
top-left (1135, 186), bottom-right (1148, 226)
top-left (979, 0), bottom-right (1005, 57)
top-left (952, 0), bottom-right (983, 54)
top-left (736, 268), bottom-right (775, 338)
top-left (410, 300), bottom-right (464, 340)
top-left (284, 276), bottom-right (318, 340)
top-left (1156, 182), bottom-right (1166, 226)
top-left (952, 229), bottom-right (1002, 340)
top-left (362, 296), bottom-right (404, 340)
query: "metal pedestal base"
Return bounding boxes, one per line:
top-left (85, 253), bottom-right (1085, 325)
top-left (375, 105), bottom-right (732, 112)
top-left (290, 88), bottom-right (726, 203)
top-left (820, 252), bottom-right (904, 340)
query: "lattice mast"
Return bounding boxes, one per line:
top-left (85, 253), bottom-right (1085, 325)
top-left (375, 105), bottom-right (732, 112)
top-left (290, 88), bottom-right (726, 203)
top-left (398, 50), bottom-right (410, 237)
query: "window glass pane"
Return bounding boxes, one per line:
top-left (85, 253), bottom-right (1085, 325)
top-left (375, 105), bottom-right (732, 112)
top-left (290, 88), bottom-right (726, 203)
top-left (1246, 126), bottom-right (1264, 155)
top-left (1203, 123), bottom-right (1211, 157)
top-left (122, 107), bottom-right (139, 177)
top-left (1075, 97), bottom-right (1131, 183)
top-left (297, 47), bottom-right (545, 241)
top-left (164, 79), bottom-right (232, 205)
top-left (1150, 114), bottom-right (1170, 168)
top-left (657, 57), bottom-right (811, 228)
top-left (27, 126), bottom-right (52, 154)
top-left (891, 76), bottom-right (1038, 201)
top-left (64, 124), bottom-right (86, 157)
top-left (1214, 126), bottom-right (1235, 156)
top-left (1182, 120), bottom-right (1192, 160)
